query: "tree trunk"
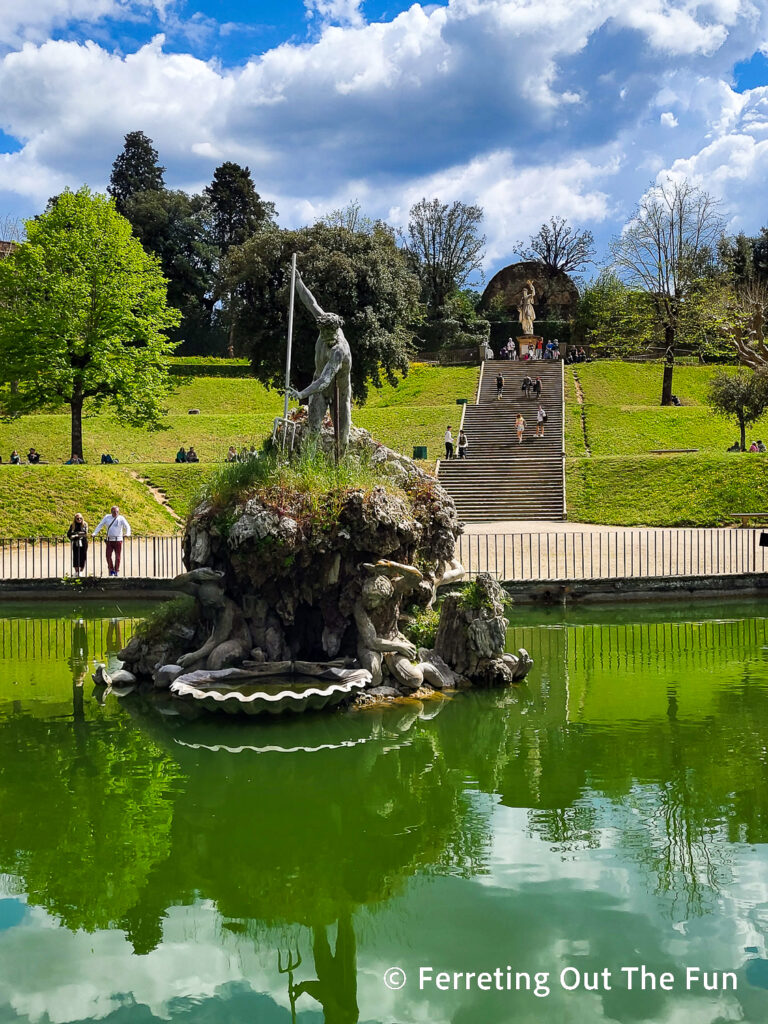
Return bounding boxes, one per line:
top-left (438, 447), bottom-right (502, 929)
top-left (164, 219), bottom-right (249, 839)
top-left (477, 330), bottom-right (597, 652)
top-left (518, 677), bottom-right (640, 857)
top-left (661, 325), bottom-right (675, 406)
top-left (739, 412), bottom-right (746, 452)
top-left (70, 392), bottom-right (84, 461)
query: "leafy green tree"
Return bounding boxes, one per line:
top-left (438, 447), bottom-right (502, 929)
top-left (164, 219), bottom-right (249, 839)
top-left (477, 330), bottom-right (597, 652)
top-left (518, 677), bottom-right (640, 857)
top-left (402, 198), bottom-right (485, 318)
top-left (0, 187), bottom-right (181, 460)
top-left (224, 221), bottom-right (420, 402)
top-left (122, 188), bottom-right (225, 354)
top-left (707, 368), bottom-right (768, 451)
top-left (108, 130), bottom-right (165, 215)
top-left (718, 231), bottom-right (755, 289)
top-left (610, 177), bottom-right (724, 404)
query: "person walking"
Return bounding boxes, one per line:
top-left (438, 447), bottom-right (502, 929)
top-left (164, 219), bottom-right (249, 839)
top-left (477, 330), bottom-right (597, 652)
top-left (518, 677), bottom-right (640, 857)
top-left (535, 404), bottom-right (547, 437)
top-left (532, 376), bottom-right (542, 400)
top-left (496, 372), bottom-right (504, 400)
top-left (521, 374), bottom-right (532, 399)
top-left (458, 430), bottom-right (468, 458)
top-left (93, 505), bottom-right (132, 577)
top-left (66, 513), bottom-right (89, 577)
top-left (515, 413), bottom-right (526, 444)
top-left (444, 426), bottom-right (454, 459)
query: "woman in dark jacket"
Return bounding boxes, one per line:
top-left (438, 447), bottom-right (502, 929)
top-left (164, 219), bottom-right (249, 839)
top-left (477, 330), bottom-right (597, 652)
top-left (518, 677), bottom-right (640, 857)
top-left (67, 513), bottom-right (89, 577)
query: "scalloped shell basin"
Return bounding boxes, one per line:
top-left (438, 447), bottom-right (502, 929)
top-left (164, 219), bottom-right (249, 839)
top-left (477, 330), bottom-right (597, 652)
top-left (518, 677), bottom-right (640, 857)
top-left (170, 666), bottom-right (371, 716)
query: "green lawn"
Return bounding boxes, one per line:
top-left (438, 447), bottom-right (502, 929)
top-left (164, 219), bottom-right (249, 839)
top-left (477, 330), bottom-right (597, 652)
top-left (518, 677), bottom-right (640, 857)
top-left (566, 454), bottom-right (768, 526)
top-left (0, 466), bottom-right (178, 537)
top-left (2, 360), bottom-right (763, 535)
top-left (0, 365), bottom-right (469, 536)
top-left (565, 361), bottom-right (768, 525)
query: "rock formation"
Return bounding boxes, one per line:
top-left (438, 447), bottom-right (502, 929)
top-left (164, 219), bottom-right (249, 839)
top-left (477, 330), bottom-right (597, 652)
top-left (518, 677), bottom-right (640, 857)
top-left (119, 422), bottom-right (533, 702)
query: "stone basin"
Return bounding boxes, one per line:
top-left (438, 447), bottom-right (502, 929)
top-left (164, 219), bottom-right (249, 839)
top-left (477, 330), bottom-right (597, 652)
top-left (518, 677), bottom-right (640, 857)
top-left (169, 664), bottom-right (371, 716)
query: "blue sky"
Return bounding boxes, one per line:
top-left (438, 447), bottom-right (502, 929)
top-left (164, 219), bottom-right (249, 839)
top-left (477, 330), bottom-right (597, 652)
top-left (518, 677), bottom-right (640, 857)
top-left (1, 0), bottom-right (767, 281)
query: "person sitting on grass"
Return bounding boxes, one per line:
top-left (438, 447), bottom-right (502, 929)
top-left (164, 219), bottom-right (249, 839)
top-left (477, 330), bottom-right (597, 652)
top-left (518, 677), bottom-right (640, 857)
top-left (175, 446), bottom-right (187, 464)
top-left (100, 452), bottom-right (117, 464)
top-left (27, 448), bottom-right (43, 464)
top-left (10, 450), bottom-right (20, 465)
top-left (226, 445), bottom-right (238, 462)
top-left (64, 453), bottom-right (84, 464)
top-left (186, 446), bottom-right (199, 463)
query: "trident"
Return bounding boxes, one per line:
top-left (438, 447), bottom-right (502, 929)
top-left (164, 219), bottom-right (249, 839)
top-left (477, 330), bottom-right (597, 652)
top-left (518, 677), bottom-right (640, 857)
top-left (272, 252), bottom-right (298, 452)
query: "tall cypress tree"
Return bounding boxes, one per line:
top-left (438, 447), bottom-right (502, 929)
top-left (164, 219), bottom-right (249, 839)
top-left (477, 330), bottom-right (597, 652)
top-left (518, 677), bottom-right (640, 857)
top-left (108, 131), bottom-right (165, 214)
top-left (204, 162), bottom-right (274, 253)
top-left (205, 162), bottom-right (275, 354)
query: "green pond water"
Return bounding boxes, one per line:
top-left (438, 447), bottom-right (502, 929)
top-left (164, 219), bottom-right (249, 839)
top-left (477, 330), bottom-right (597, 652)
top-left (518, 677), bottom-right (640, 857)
top-left (0, 598), bottom-right (767, 1023)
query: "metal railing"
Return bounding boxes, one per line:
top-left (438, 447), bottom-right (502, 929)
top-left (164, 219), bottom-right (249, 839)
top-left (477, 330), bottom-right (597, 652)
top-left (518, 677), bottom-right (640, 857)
top-left (458, 528), bottom-right (768, 582)
top-left (0, 534), bottom-right (183, 581)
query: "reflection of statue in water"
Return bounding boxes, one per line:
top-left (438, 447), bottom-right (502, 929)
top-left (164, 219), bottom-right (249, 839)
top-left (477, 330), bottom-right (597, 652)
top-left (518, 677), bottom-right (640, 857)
top-left (517, 279), bottom-right (536, 336)
top-left (69, 619), bottom-right (89, 687)
top-left (282, 912), bottom-right (359, 1024)
top-left (291, 272), bottom-right (353, 451)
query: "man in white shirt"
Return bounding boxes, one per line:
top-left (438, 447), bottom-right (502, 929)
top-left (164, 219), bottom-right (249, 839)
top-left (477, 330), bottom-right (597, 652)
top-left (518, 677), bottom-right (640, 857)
top-left (93, 505), bottom-right (132, 577)
top-left (444, 426), bottom-right (454, 459)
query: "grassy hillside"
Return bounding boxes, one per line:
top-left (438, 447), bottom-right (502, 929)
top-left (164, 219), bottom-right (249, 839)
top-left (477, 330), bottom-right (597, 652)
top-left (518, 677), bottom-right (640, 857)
top-left (0, 364), bottom-right (476, 536)
top-left (566, 362), bottom-right (768, 526)
top-left (2, 359), bottom-right (761, 535)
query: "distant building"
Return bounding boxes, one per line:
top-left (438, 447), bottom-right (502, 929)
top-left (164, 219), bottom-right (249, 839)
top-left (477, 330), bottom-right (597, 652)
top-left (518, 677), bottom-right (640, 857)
top-left (0, 240), bottom-right (17, 259)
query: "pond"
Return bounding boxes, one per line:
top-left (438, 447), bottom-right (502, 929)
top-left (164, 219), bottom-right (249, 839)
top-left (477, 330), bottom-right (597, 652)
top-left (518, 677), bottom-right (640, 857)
top-left (0, 598), bottom-right (767, 1023)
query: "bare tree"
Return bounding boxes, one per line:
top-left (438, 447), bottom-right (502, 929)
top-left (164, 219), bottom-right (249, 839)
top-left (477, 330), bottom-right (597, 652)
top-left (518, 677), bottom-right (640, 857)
top-left (729, 279), bottom-right (768, 369)
top-left (514, 216), bottom-right (595, 274)
top-left (0, 215), bottom-right (25, 248)
top-left (611, 178), bottom-right (724, 405)
top-left (402, 198), bottom-right (485, 316)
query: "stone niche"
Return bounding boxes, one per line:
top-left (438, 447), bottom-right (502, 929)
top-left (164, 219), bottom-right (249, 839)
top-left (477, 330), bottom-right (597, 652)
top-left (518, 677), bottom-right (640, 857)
top-left (479, 260), bottom-right (579, 321)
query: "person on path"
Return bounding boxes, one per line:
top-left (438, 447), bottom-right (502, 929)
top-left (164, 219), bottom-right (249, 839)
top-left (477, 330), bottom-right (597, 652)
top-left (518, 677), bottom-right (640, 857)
top-left (532, 376), bottom-right (542, 399)
top-left (515, 413), bottom-right (526, 444)
top-left (458, 430), bottom-right (468, 458)
top-left (93, 505), bottom-right (132, 577)
top-left (444, 426), bottom-right (454, 459)
top-left (535, 404), bottom-right (547, 437)
top-left (67, 513), bottom-right (89, 577)
top-left (496, 372), bottom-right (504, 400)
top-left (521, 374), bottom-right (532, 399)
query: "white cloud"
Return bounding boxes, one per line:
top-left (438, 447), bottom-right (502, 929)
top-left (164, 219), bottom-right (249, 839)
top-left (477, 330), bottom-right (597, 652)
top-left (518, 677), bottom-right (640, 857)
top-left (0, 0), bottom-right (768, 267)
top-left (0, 0), bottom-right (171, 49)
top-left (305, 0), bottom-right (365, 27)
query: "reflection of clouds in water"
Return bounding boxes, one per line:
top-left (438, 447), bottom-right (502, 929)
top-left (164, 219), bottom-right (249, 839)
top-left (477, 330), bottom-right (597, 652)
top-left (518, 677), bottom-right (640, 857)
top-left (0, 901), bottom-right (296, 1023)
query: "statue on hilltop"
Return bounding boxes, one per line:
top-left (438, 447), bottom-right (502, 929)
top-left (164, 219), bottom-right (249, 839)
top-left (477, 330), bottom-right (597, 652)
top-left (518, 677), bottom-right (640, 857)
top-left (517, 279), bottom-right (536, 336)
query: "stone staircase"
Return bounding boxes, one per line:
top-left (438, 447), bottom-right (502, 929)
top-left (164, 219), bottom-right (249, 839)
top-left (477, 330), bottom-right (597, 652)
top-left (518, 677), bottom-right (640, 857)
top-left (438, 360), bottom-right (566, 523)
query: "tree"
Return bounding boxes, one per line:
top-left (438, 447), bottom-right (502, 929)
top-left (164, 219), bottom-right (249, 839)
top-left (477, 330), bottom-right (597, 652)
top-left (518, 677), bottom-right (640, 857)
top-left (573, 272), bottom-right (657, 354)
top-left (707, 368), bottom-right (768, 451)
top-left (108, 131), bottom-right (165, 215)
top-left (718, 232), bottom-right (755, 290)
top-left (224, 221), bottom-right (420, 403)
top-left (122, 188), bottom-right (224, 354)
top-left (205, 161), bottom-right (275, 253)
top-left (0, 187), bottom-right (181, 460)
top-left (611, 178), bottom-right (724, 405)
top-left (402, 198), bottom-right (485, 317)
top-left (515, 216), bottom-right (595, 275)
top-left (205, 162), bottom-right (275, 354)
top-left (319, 200), bottom-right (374, 235)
